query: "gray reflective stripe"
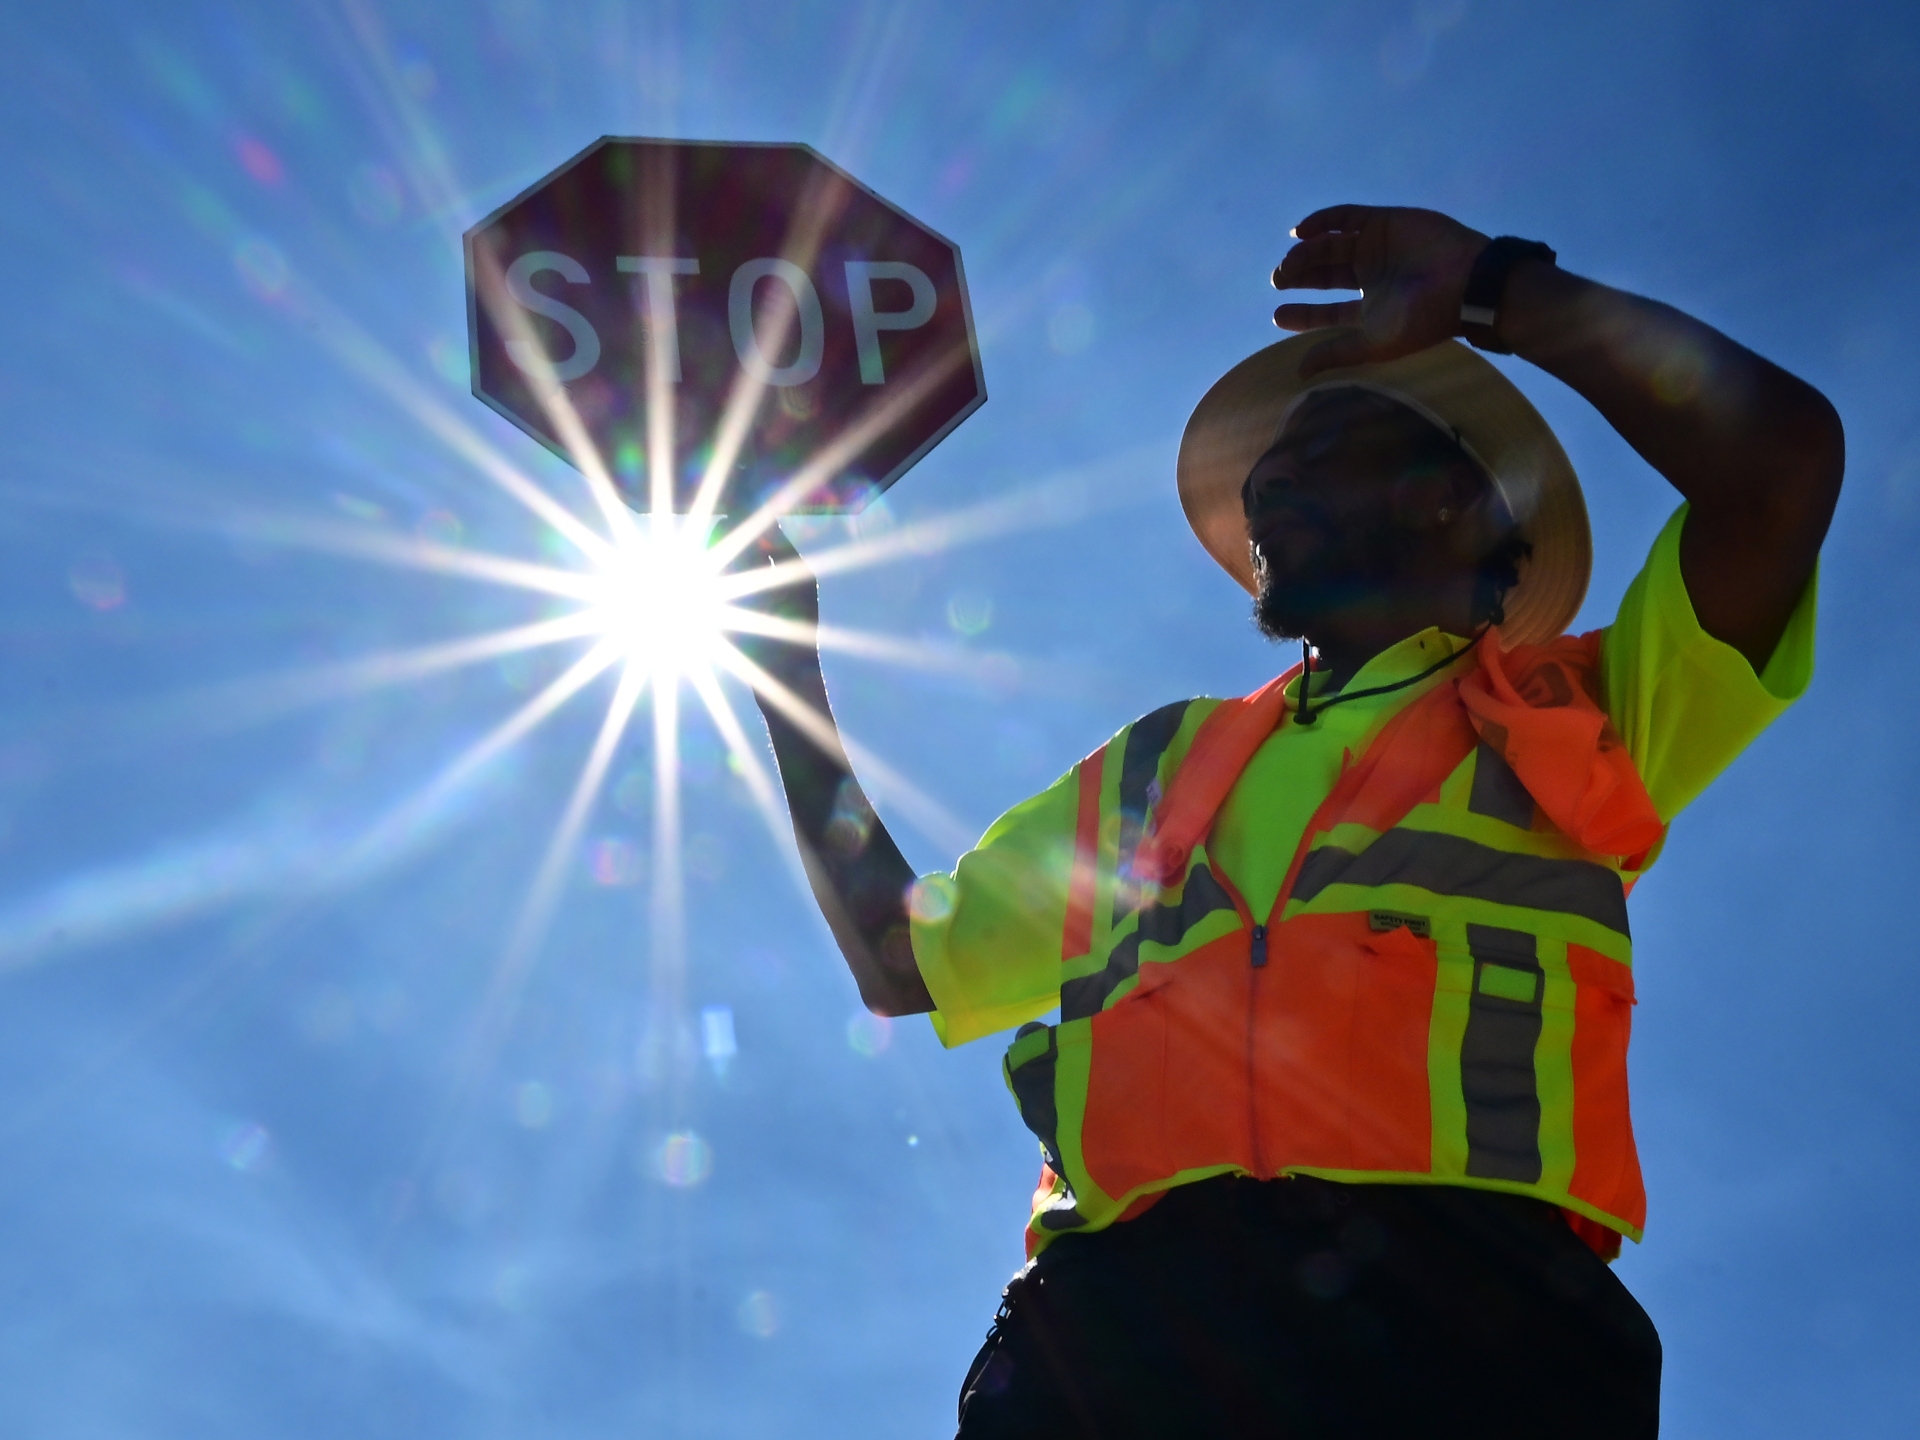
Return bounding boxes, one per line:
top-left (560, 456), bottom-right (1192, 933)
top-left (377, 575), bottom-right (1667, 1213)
top-left (1005, 1022), bottom-right (1064, 1176)
top-left (1290, 830), bottom-right (1629, 935)
top-left (1468, 742), bottom-right (1536, 830)
top-left (1006, 1022), bottom-right (1088, 1231)
top-left (1062, 862), bottom-right (1237, 1021)
top-left (1461, 924), bottom-right (1544, 1184)
top-left (1038, 1194), bottom-right (1089, 1230)
top-left (1111, 700), bottom-right (1192, 927)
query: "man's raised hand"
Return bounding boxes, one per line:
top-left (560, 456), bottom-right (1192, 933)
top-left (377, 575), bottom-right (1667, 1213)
top-left (725, 523), bottom-right (822, 682)
top-left (1272, 205), bottom-right (1491, 377)
top-left (1274, 206), bottom-right (1845, 674)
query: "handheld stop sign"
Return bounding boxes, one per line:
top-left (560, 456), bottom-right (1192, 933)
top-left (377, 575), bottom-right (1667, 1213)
top-left (464, 137), bottom-right (985, 515)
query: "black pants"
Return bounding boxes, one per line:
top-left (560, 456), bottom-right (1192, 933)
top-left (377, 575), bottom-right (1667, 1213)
top-left (956, 1176), bottom-right (1660, 1439)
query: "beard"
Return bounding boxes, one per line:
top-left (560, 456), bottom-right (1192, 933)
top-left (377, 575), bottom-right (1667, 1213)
top-left (1253, 564), bottom-right (1378, 641)
top-left (1251, 521), bottom-right (1424, 642)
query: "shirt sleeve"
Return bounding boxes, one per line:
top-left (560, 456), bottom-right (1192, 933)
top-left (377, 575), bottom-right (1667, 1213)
top-left (910, 762), bottom-right (1082, 1048)
top-left (1601, 502), bottom-right (1818, 826)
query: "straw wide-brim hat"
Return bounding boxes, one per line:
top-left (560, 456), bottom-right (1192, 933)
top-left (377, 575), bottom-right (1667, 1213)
top-left (1176, 331), bottom-right (1590, 647)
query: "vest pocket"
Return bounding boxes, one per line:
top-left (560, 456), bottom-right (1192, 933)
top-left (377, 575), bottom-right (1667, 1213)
top-left (1080, 935), bottom-right (1251, 1199)
top-left (1251, 912), bottom-right (1436, 1176)
top-left (1346, 918), bottom-right (1438, 1171)
top-left (1565, 944), bottom-right (1645, 1228)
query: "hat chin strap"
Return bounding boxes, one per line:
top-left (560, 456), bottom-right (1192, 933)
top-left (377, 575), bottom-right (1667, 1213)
top-left (1293, 626), bottom-right (1486, 728)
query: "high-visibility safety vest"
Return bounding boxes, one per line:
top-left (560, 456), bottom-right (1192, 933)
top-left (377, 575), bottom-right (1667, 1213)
top-left (1002, 629), bottom-right (1669, 1258)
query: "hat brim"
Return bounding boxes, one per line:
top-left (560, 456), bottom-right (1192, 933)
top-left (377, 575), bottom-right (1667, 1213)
top-left (1176, 332), bottom-right (1590, 648)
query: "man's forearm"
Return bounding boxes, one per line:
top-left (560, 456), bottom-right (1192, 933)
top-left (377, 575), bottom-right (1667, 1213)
top-left (755, 660), bottom-right (933, 1017)
top-left (1497, 260), bottom-right (1843, 666)
top-left (1498, 262), bottom-right (1839, 514)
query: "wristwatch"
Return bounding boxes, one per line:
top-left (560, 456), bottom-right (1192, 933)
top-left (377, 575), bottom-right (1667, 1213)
top-left (1458, 237), bottom-right (1556, 354)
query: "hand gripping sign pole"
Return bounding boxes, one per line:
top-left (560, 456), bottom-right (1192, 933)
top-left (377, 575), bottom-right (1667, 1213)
top-left (464, 137), bottom-right (986, 517)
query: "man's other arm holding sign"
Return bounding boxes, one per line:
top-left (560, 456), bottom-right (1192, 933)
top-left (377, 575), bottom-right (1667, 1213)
top-left (732, 537), bottom-right (932, 1017)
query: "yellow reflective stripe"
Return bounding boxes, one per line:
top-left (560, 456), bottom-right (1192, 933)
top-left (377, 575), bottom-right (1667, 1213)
top-left (1090, 740), bottom-right (1125, 957)
top-left (1026, 1159), bottom-right (1250, 1256)
top-left (1047, 1017), bottom-right (1111, 1223)
top-left (1318, 805), bottom-right (1601, 867)
top-left (1005, 1022), bottom-right (1052, 1072)
top-left (1534, 936), bottom-right (1580, 1199)
top-left (1427, 939), bottom-right (1473, 1179)
top-left (1417, 805), bottom-right (1597, 863)
top-left (1317, 819), bottom-right (1385, 855)
top-left (1478, 963), bottom-right (1539, 1002)
top-left (1158, 698), bottom-right (1220, 782)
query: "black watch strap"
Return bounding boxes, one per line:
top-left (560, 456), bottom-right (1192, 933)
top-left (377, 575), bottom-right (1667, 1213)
top-left (1459, 237), bottom-right (1556, 354)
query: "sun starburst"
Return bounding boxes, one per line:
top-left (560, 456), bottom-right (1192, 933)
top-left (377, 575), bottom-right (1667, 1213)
top-left (0, 3), bottom-right (1162, 1186)
top-left (581, 516), bottom-right (735, 687)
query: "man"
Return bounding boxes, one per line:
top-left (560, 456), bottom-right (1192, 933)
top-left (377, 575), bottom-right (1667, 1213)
top-left (740, 205), bottom-right (1842, 1438)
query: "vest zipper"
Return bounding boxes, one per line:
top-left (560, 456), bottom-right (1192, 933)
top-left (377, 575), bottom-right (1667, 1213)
top-left (1247, 944), bottom-right (1264, 1178)
top-left (1207, 866), bottom-right (1267, 1180)
top-left (1246, 749), bottom-right (1352, 1179)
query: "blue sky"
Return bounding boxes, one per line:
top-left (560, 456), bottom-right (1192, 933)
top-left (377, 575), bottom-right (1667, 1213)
top-left (1, 1), bottom-right (1916, 1435)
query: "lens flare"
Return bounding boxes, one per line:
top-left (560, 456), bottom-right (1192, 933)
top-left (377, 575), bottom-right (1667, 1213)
top-left (655, 1130), bottom-right (713, 1187)
top-left (737, 1290), bottom-right (779, 1338)
top-left (221, 1121), bottom-right (273, 1172)
top-left (846, 1011), bottom-right (893, 1057)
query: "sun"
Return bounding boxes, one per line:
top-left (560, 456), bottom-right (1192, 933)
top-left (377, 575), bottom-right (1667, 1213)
top-left (581, 516), bottom-right (734, 686)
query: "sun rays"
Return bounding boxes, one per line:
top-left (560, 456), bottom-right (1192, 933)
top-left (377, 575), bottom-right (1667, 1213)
top-left (0, 0), bottom-right (1173, 1189)
top-left (297, 456), bottom-right (996, 989)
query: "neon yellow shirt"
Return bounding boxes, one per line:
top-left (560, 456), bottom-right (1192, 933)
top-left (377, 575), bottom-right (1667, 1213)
top-left (914, 504), bottom-right (1817, 1047)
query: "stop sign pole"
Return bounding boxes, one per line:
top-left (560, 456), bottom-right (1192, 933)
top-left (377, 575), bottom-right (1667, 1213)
top-left (464, 137), bottom-right (985, 517)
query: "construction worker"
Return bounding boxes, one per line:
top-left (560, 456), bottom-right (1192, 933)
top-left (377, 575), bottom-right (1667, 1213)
top-left (740, 205), bottom-right (1842, 1438)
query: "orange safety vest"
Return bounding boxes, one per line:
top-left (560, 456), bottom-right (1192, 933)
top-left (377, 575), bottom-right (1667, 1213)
top-left (1003, 629), bottom-right (1667, 1259)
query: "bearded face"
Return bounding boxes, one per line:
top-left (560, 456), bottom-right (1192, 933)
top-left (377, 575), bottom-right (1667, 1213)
top-left (1242, 388), bottom-right (1503, 642)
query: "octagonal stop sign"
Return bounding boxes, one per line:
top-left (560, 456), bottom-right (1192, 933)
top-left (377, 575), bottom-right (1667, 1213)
top-left (464, 137), bottom-right (985, 515)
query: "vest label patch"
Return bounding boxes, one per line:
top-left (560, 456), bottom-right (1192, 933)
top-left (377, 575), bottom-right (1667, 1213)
top-left (1367, 909), bottom-right (1431, 938)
